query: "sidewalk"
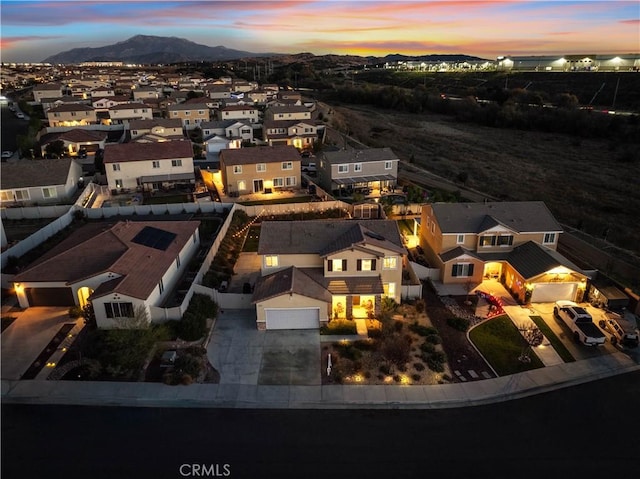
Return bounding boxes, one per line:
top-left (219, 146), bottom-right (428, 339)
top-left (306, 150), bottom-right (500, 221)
top-left (2, 351), bottom-right (638, 409)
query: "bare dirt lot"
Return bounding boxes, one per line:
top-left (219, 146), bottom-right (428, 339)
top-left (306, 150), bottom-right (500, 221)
top-left (326, 103), bottom-right (640, 259)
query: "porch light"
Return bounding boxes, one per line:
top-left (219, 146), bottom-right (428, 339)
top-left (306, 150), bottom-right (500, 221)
top-left (14, 283), bottom-right (23, 293)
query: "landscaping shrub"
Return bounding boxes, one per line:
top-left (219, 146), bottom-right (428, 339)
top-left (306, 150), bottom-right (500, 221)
top-left (394, 320), bottom-right (404, 332)
top-left (334, 343), bottom-right (362, 361)
top-left (409, 322), bottom-right (439, 337)
top-left (415, 299), bottom-right (426, 314)
top-left (447, 316), bottom-right (470, 332)
top-left (420, 342), bottom-right (436, 354)
top-left (381, 334), bottom-right (411, 367)
top-left (353, 339), bottom-right (376, 351)
top-left (425, 351), bottom-right (447, 372)
top-left (368, 328), bottom-right (382, 339)
top-left (178, 294), bottom-right (218, 341)
top-left (320, 319), bottom-right (357, 335)
top-left (411, 374), bottom-right (421, 381)
top-left (425, 334), bottom-right (442, 345)
top-left (68, 306), bottom-right (83, 318)
top-left (379, 364), bottom-right (391, 375)
top-left (393, 374), bottom-right (401, 382)
top-left (413, 362), bottom-right (425, 371)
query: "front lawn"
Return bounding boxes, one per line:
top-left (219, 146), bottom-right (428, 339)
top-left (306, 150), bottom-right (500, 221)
top-left (469, 314), bottom-right (544, 376)
top-left (529, 315), bottom-right (576, 363)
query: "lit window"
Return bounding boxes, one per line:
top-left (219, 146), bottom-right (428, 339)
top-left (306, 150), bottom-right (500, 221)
top-left (256, 163), bottom-right (266, 172)
top-left (338, 164), bottom-right (349, 173)
top-left (329, 259), bottom-right (347, 272)
top-left (0, 191), bottom-right (11, 202)
top-left (233, 165), bottom-right (242, 174)
top-left (115, 179), bottom-right (123, 189)
top-left (383, 282), bottom-right (396, 297)
top-left (456, 234), bottom-right (465, 244)
top-left (451, 263), bottom-right (475, 277)
top-left (383, 257), bottom-right (398, 269)
top-left (480, 236), bottom-right (497, 247)
top-left (265, 255), bottom-right (278, 267)
top-left (543, 233), bottom-right (556, 244)
top-left (171, 159), bottom-right (182, 167)
top-left (358, 259), bottom-right (375, 271)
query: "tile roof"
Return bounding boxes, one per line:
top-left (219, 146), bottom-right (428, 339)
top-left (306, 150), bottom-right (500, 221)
top-left (431, 201), bottom-right (563, 234)
top-left (322, 147), bottom-right (398, 165)
top-left (220, 104), bottom-right (258, 111)
top-left (14, 220), bottom-right (200, 300)
top-left (258, 219), bottom-right (405, 256)
top-left (109, 102), bottom-right (149, 111)
top-left (267, 105), bottom-right (309, 114)
top-left (1, 158), bottom-right (76, 189)
top-left (128, 118), bottom-right (183, 130)
top-left (219, 145), bottom-right (300, 166)
top-left (302, 268), bottom-right (385, 295)
top-left (252, 266), bottom-right (332, 303)
top-left (48, 104), bottom-right (95, 113)
top-left (103, 139), bottom-right (193, 163)
top-left (500, 241), bottom-right (584, 280)
top-left (41, 129), bottom-right (108, 145)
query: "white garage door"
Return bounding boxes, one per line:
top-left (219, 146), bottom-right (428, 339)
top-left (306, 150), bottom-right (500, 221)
top-left (265, 308), bottom-right (320, 330)
top-left (530, 283), bottom-right (578, 303)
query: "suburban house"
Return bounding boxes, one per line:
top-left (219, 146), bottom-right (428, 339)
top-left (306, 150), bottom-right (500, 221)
top-left (168, 102), bottom-right (211, 129)
top-left (39, 128), bottom-right (108, 157)
top-left (419, 201), bottom-right (589, 303)
top-left (252, 219), bottom-right (407, 330)
top-left (132, 86), bottom-right (160, 101)
top-left (206, 84), bottom-right (232, 101)
top-left (264, 105), bottom-right (311, 122)
top-left (217, 104), bottom-right (260, 124)
top-left (201, 120), bottom-right (253, 155)
top-left (128, 118), bottom-right (185, 142)
top-left (46, 104), bottom-right (97, 127)
top-left (92, 95), bottom-right (131, 112)
top-left (219, 145), bottom-right (301, 196)
top-left (262, 120), bottom-right (318, 149)
top-left (32, 83), bottom-right (65, 103)
top-left (13, 220), bottom-right (201, 329)
top-left (0, 158), bottom-right (82, 205)
top-left (103, 139), bottom-right (195, 192)
top-left (89, 86), bottom-right (115, 98)
top-left (318, 148), bottom-right (399, 195)
top-left (107, 102), bottom-right (153, 125)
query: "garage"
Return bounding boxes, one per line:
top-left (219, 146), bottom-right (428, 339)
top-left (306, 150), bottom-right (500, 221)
top-left (25, 287), bottom-right (75, 307)
top-left (530, 283), bottom-right (578, 303)
top-left (265, 308), bottom-right (320, 330)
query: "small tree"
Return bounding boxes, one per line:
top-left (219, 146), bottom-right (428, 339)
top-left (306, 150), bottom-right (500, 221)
top-left (45, 140), bottom-right (65, 159)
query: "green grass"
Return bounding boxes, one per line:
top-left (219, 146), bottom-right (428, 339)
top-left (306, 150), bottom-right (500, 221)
top-left (529, 316), bottom-right (576, 363)
top-left (239, 196), bottom-right (312, 206)
top-left (469, 314), bottom-right (545, 376)
top-left (242, 225), bottom-right (261, 252)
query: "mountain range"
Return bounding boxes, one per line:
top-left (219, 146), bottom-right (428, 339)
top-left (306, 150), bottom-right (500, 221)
top-left (43, 35), bottom-right (488, 64)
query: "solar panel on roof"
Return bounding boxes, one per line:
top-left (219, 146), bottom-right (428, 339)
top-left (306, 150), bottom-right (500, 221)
top-left (132, 226), bottom-right (177, 251)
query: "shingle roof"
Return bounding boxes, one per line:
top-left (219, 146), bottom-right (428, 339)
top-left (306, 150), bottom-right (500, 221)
top-left (252, 266), bottom-right (332, 303)
top-left (48, 104), bottom-right (95, 113)
top-left (302, 268), bottom-right (384, 295)
top-left (322, 148), bottom-right (398, 165)
top-left (103, 139), bottom-right (193, 163)
top-left (1, 158), bottom-right (75, 189)
top-left (14, 220), bottom-right (200, 300)
top-left (128, 118), bottom-right (183, 130)
top-left (258, 219), bottom-right (405, 256)
top-left (267, 105), bottom-right (309, 114)
top-left (109, 102), bottom-right (148, 111)
top-left (219, 145), bottom-right (300, 166)
top-left (502, 241), bottom-right (584, 280)
top-left (431, 201), bottom-right (563, 234)
top-left (40, 129), bottom-right (107, 145)
top-left (439, 246), bottom-right (482, 263)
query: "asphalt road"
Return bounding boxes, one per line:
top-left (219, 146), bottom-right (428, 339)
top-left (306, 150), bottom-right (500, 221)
top-left (3, 370), bottom-right (639, 479)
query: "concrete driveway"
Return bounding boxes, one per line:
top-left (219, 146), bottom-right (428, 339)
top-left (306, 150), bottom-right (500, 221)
top-left (207, 309), bottom-right (321, 386)
top-left (1, 307), bottom-right (79, 380)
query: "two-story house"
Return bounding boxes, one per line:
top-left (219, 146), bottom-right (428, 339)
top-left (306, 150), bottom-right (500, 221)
top-left (252, 219), bottom-right (407, 329)
top-left (219, 145), bottom-right (301, 196)
top-left (46, 104), bottom-right (97, 127)
top-left (107, 102), bottom-right (153, 125)
top-left (264, 105), bottom-right (311, 122)
top-left (217, 104), bottom-right (260, 124)
top-left (32, 83), bottom-right (65, 103)
top-left (132, 86), bottom-right (160, 101)
top-left (201, 120), bottom-right (254, 155)
top-left (92, 95), bottom-right (132, 112)
top-left (319, 148), bottom-right (399, 195)
top-left (167, 102), bottom-right (210, 129)
top-left (419, 202), bottom-right (588, 303)
top-left (128, 119), bottom-right (185, 142)
top-left (262, 120), bottom-right (318, 149)
top-left (13, 220), bottom-right (201, 329)
top-left (103, 140), bottom-right (195, 192)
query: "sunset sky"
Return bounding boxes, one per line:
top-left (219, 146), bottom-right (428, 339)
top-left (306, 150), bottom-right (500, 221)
top-left (1, 1), bottom-right (638, 62)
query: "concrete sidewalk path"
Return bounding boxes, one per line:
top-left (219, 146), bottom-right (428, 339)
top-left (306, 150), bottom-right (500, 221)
top-left (2, 351), bottom-right (638, 410)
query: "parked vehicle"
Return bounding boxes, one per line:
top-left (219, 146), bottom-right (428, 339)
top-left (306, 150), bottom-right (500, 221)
top-left (599, 312), bottom-right (639, 347)
top-left (302, 162), bottom-right (317, 175)
top-left (554, 300), bottom-right (606, 346)
top-left (15, 112), bottom-right (25, 119)
top-left (1, 150), bottom-right (13, 160)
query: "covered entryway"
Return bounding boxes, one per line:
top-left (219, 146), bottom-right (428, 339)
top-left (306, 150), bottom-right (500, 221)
top-left (530, 282), bottom-right (578, 303)
top-left (265, 308), bottom-right (320, 330)
top-left (77, 286), bottom-right (94, 308)
top-left (25, 287), bottom-right (75, 307)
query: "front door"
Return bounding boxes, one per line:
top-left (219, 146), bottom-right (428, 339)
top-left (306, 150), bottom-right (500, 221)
top-left (253, 179), bottom-right (264, 193)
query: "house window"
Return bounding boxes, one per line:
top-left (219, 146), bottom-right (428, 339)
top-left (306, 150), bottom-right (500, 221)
top-left (265, 255), bottom-right (278, 268)
top-left (273, 177), bottom-right (284, 187)
top-left (451, 263), bottom-right (475, 277)
top-left (383, 256), bottom-right (398, 269)
top-left (480, 235), bottom-right (497, 247)
top-left (384, 161), bottom-right (393, 170)
top-left (42, 187), bottom-right (57, 199)
top-left (285, 176), bottom-right (296, 186)
top-left (281, 161), bottom-right (293, 170)
top-left (171, 159), bottom-right (182, 167)
top-left (112, 163), bottom-right (120, 171)
top-left (456, 234), bottom-right (465, 244)
top-left (328, 259), bottom-right (347, 272)
top-left (0, 191), bottom-right (11, 202)
top-left (497, 235), bottom-right (514, 246)
top-left (115, 179), bottom-right (123, 189)
top-left (176, 255), bottom-right (181, 269)
top-left (104, 302), bottom-right (134, 319)
top-left (13, 189), bottom-right (30, 201)
top-left (233, 165), bottom-right (242, 174)
top-left (256, 163), bottom-right (266, 172)
top-left (543, 233), bottom-right (556, 244)
top-left (383, 282), bottom-right (396, 297)
top-left (354, 163), bottom-right (362, 172)
top-left (430, 222), bottom-right (435, 234)
top-left (357, 259), bottom-right (376, 271)
top-left (338, 164), bottom-right (349, 173)
top-left (159, 279), bottom-right (164, 294)
top-left (152, 160), bottom-right (160, 169)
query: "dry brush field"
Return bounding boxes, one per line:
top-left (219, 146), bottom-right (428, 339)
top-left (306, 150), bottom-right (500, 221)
top-left (329, 104), bottom-right (640, 258)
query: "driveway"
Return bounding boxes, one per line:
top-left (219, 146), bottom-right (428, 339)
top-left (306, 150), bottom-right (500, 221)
top-left (1, 307), bottom-right (79, 380)
top-left (207, 309), bottom-right (321, 386)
